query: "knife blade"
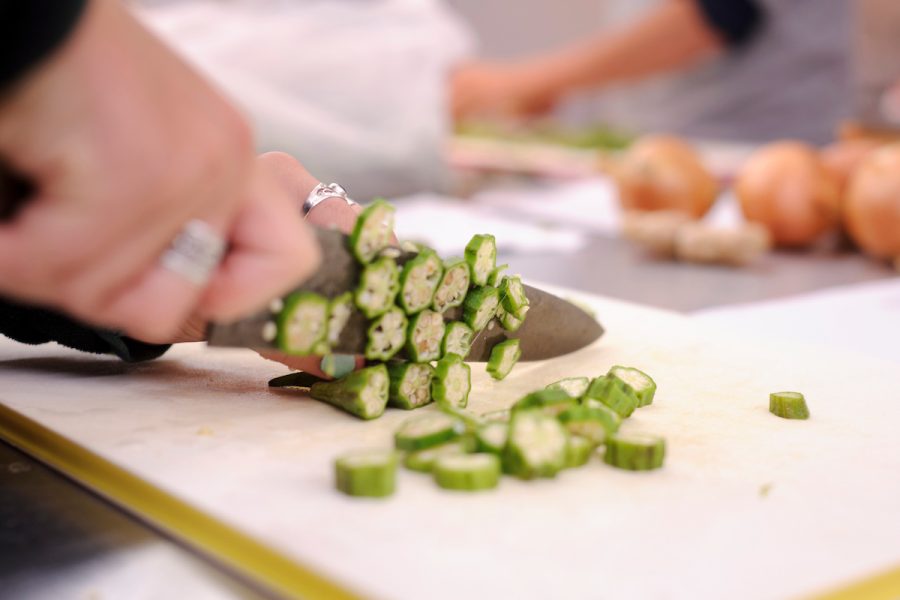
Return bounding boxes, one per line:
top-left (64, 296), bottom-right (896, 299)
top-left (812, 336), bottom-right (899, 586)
top-left (207, 228), bottom-right (603, 361)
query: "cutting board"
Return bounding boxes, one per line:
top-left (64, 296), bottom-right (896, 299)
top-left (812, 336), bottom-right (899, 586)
top-left (1, 289), bottom-right (898, 600)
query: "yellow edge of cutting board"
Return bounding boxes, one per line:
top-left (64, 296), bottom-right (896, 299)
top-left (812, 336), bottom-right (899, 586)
top-left (0, 403), bottom-right (361, 600)
top-left (2, 402), bottom-right (899, 600)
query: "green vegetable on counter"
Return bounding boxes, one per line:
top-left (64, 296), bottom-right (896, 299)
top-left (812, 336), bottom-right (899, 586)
top-left (335, 449), bottom-right (398, 497)
top-left (276, 292), bottom-right (329, 355)
top-left (365, 307), bottom-right (407, 361)
top-left (405, 309), bottom-right (445, 363)
top-left (349, 200), bottom-right (395, 264)
top-left (463, 285), bottom-right (500, 332)
top-left (503, 410), bottom-right (569, 479)
top-left (394, 413), bottom-right (460, 451)
top-left (603, 433), bottom-right (666, 471)
top-left (431, 258), bottom-right (471, 313)
top-left (355, 256), bottom-right (400, 318)
top-left (434, 454), bottom-right (501, 492)
top-left (432, 353), bottom-right (472, 409)
top-left (546, 376), bottom-right (591, 399)
top-left (486, 339), bottom-right (521, 381)
top-left (310, 364), bottom-right (389, 420)
top-left (441, 321), bottom-right (474, 359)
top-left (386, 362), bottom-right (434, 410)
top-left (769, 391), bottom-right (810, 420)
top-left (608, 366), bottom-right (657, 407)
top-left (398, 251), bottom-right (443, 314)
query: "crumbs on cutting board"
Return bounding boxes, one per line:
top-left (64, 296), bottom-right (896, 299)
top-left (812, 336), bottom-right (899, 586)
top-left (758, 483), bottom-right (773, 498)
top-left (196, 426), bottom-right (215, 437)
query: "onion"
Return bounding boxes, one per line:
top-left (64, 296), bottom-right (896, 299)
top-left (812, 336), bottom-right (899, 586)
top-left (734, 141), bottom-right (839, 247)
top-left (820, 138), bottom-right (882, 195)
top-left (844, 143), bottom-right (900, 259)
top-left (613, 135), bottom-right (717, 218)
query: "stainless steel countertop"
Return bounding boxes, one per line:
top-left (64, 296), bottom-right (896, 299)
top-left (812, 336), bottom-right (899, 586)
top-left (1, 233), bottom-right (893, 599)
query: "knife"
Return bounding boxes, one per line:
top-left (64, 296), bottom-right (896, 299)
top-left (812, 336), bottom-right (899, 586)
top-left (0, 164), bottom-right (604, 360)
top-left (207, 227), bottom-right (603, 361)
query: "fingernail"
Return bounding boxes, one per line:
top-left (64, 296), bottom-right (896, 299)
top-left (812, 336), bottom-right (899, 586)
top-left (320, 354), bottom-right (356, 378)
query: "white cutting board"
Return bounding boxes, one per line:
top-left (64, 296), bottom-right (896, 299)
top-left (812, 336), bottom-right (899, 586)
top-left (1, 290), bottom-right (898, 600)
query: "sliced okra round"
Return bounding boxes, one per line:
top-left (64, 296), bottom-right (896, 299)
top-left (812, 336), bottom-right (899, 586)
top-left (603, 433), bottom-right (666, 471)
top-left (513, 388), bottom-right (577, 416)
top-left (433, 453), bottom-right (501, 492)
top-left (769, 391), bottom-right (809, 420)
top-left (394, 412), bottom-right (460, 451)
top-left (335, 449), bottom-right (398, 497)
top-left (326, 292), bottom-right (354, 347)
top-left (475, 421), bottom-right (509, 454)
top-left (355, 256), bottom-right (400, 319)
top-left (584, 375), bottom-right (638, 418)
top-left (496, 304), bottom-right (524, 332)
top-left (486, 263), bottom-right (509, 287)
top-left (486, 338), bottom-right (521, 381)
top-left (465, 233), bottom-right (497, 286)
top-left (558, 405), bottom-right (617, 445)
top-left (365, 307), bottom-right (408, 361)
top-left (499, 275), bottom-right (530, 320)
top-left (403, 440), bottom-right (469, 473)
top-left (276, 292), bottom-right (330, 355)
top-left (441, 321), bottom-right (474, 359)
top-left (608, 365), bottom-right (657, 407)
top-left (432, 353), bottom-right (472, 409)
top-left (546, 376), bottom-right (591, 399)
top-left (463, 285), bottom-right (500, 332)
top-left (398, 251), bottom-right (443, 315)
top-left (311, 364), bottom-right (389, 420)
top-left (565, 435), bottom-right (596, 469)
top-left (349, 200), bottom-right (395, 264)
top-left (503, 411), bottom-right (569, 479)
top-left (406, 310), bottom-right (446, 363)
top-left (386, 362), bottom-right (434, 410)
top-left (432, 258), bottom-right (472, 313)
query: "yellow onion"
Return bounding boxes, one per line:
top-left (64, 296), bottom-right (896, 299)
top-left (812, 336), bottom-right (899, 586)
top-left (844, 143), bottom-right (900, 259)
top-left (820, 138), bottom-right (882, 196)
top-left (735, 141), bottom-right (839, 247)
top-left (614, 135), bottom-right (718, 218)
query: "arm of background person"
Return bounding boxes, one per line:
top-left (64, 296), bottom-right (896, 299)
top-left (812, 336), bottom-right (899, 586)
top-left (452, 0), bottom-right (764, 119)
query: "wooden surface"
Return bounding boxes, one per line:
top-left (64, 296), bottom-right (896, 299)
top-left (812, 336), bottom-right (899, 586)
top-left (1, 288), bottom-right (899, 600)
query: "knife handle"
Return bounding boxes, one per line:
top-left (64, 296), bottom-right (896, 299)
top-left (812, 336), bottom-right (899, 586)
top-left (0, 162), bottom-right (33, 222)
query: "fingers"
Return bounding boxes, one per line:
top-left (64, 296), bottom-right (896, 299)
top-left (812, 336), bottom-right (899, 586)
top-left (258, 351), bottom-right (365, 380)
top-left (199, 166), bottom-right (322, 322)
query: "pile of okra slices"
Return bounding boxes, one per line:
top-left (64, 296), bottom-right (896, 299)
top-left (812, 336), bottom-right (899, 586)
top-left (271, 199), bottom-right (528, 418)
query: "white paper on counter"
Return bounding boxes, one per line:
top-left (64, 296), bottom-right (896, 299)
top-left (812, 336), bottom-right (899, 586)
top-left (392, 194), bottom-right (588, 255)
top-left (691, 278), bottom-right (900, 363)
top-left (1, 291), bottom-right (899, 600)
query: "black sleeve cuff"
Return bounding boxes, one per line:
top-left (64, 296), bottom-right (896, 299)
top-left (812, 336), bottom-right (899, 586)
top-left (694, 0), bottom-right (765, 48)
top-left (0, 0), bottom-right (90, 91)
top-left (0, 297), bottom-right (170, 363)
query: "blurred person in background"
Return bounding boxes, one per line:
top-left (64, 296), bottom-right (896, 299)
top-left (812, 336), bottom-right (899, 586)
top-left (450, 0), bottom-right (852, 145)
top-left (135, 0), bottom-right (473, 198)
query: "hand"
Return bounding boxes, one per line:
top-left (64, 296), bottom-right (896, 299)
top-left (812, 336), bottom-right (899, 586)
top-left (451, 61), bottom-right (561, 122)
top-left (0, 0), bottom-right (319, 342)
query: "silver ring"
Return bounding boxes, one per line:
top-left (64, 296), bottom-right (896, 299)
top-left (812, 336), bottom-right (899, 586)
top-left (159, 219), bottom-right (226, 286)
top-left (302, 182), bottom-right (358, 216)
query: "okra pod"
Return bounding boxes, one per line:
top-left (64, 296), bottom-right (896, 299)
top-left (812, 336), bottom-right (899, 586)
top-left (441, 321), bottom-right (474, 359)
top-left (398, 251), bottom-right (443, 314)
top-left (558, 405), bottom-right (618, 445)
top-left (326, 292), bottom-right (354, 347)
top-left (474, 421), bottom-right (509, 454)
top-left (565, 435), bottom-right (596, 469)
top-left (496, 305), bottom-right (524, 332)
top-left (431, 353), bottom-right (472, 409)
top-left (503, 410), bottom-right (569, 479)
top-left (310, 364), bottom-right (389, 420)
top-left (355, 256), bottom-right (400, 319)
top-left (431, 258), bottom-right (471, 313)
top-left (513, 389), bottom-right (577, 417)
top-left (394, 413), bottom-right (460, 451)
top-left (433, 454), bottom-right (501, 492)
top-left (276, 292), bottom-right (330, 355)
top-left (463, 285), bottom-right (500, 332)
top-left (608, 366), bottom-right (657, 407)
top-left (499, 275), bottom-right (530, 320)
top-left (486, 264), bottom-right (509, 287)
top-left (486, 338), bottom-right (521, 381)
top-left (603, 433), bottom-right (666, 471)
top-left (769, 391), bottom-right (809, 420)
top-left (335, 449), bottom-right (397, 497)
top-left (546, 377), bottom-right (591, 399)
top-left (465, 234), bottom-right (497, 286)
top-left (365, 307), bottom-right (408, 361)
top-left (403, 440), bottom-right (468, 473)
top-left (386, 362), bottom-right (434, 410)
top-left (584, 375), bottom-right (638, 418)
top-left (405, 310), bottom-right (446, 363)
top-left (349, 200), bottom-right (395, 264)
